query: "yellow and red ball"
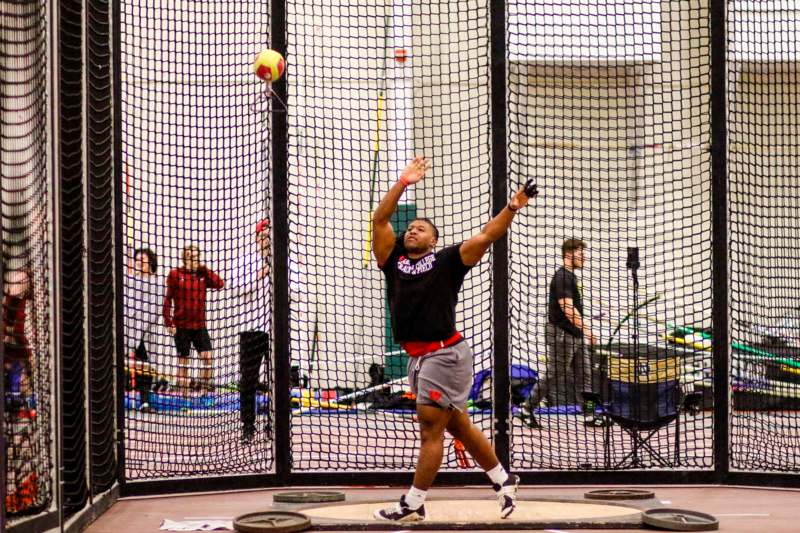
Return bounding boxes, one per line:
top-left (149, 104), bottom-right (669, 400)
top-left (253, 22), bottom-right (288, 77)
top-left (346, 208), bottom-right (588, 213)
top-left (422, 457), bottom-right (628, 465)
top-left (253, 49), bottom-right (285, 82)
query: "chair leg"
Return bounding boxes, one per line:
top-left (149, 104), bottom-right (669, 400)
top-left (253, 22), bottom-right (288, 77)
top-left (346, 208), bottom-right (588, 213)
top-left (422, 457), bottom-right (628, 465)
top-left (675, 413), bottom-right (681, 466)
top-left (604, 418), bottom-right (611, 469)
top-left (614, 431), bottom-right (644, 468)
top-left (639, 432), bottom-right (671, 467)
top-left (614, 445), bottom-right (637, 469)
top-left (614, 428), bottom-right (672, 468)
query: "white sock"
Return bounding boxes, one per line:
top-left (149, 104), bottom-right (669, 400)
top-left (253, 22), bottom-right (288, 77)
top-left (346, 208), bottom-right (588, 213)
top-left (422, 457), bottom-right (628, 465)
top-left (405, 486), bottom-right (427, 509)
top-left (486, 463), bottom-right (509, 487)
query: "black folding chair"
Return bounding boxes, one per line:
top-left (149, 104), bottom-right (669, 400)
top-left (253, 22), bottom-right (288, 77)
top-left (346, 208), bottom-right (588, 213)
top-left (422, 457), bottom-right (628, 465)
top-left (585, 344), bottom-right (702, 469)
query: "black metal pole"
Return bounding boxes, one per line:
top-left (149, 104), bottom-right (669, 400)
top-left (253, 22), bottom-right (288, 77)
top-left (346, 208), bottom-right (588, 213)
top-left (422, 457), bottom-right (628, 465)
top-left (112, 0), bottom-right (126, 492)
top-left (709, 0), bottom-right (729, 482)
top-left (49, 0), bottom-right (64, 527)
top-left (626, 247), bottom-right (641, 465)
top-left (58, 0), bottom-right (89, 514)
top-left (86, 0), bottom-right (117, 498)
top-left (490, 0), bottom-right (510, 466)
top-left (270, 0), bottom-right (291, 484)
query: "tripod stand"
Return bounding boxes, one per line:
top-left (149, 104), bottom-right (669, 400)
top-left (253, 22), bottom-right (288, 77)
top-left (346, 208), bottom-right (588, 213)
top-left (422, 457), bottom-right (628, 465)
top-left (626, 246), bottom-right (645, 466)
top-left (627, 247), bottom-right (641, 354)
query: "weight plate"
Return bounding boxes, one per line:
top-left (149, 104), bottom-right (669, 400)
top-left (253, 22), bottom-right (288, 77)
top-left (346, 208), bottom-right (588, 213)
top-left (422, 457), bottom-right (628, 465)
top-left (585, 488), bottom-right (656, 500)
top-left (273, 490), bottom-right (346, 503)
top-left (233, 511), bottom-right (311, 533)
top-left (642, 508), bottom-right (719, 531)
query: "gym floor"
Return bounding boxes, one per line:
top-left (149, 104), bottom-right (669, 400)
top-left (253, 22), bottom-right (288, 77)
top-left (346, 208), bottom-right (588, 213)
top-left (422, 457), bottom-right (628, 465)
top-left (84, 484), bottom-right (798, 532)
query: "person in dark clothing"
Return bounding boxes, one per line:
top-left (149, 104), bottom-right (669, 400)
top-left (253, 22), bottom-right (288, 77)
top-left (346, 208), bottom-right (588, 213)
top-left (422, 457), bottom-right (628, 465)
top-left (163, 244), bottom-right (224, 395)
top-left (233, 219), bottom-right (271, 443)
top-left (372, 156), bottom-right (538, 522)
top-left (125, 248), bottom-right (163, 411)
top-left (519, 238), bottom-right (601, 429)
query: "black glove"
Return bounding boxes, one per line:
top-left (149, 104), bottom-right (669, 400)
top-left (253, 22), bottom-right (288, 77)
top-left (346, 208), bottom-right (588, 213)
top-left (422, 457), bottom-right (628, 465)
top-left (523, 179), bottom-right (538, 198)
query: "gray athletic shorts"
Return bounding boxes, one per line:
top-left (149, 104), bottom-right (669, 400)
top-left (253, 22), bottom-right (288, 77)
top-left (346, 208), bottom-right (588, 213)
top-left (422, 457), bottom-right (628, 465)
top-left (407, 340), bottom-right (474, 409)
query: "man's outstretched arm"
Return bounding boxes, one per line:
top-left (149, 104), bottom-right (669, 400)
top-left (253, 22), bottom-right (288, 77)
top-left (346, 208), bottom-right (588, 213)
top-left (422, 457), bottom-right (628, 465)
top-left (460, 180), bottom-right (538, 266)
top-left (372, 156), bottom-right (430, 265)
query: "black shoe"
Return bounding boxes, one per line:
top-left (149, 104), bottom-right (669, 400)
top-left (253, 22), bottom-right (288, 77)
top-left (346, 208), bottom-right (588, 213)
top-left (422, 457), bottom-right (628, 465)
top-left (373, 495), bottom-right (426, 522)
top-left (517, 409), bottom-right (542, 429)
top-left (494, 474), bottom-right (520, 519)
top-left (583, 416), bottom-right (612, 428)
top-left (582, 400), bottom-right (598, 415)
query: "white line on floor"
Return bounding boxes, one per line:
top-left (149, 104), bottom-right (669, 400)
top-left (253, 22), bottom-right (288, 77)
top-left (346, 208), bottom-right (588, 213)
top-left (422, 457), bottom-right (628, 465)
top-left (715, 513), bottom-right (771, 517)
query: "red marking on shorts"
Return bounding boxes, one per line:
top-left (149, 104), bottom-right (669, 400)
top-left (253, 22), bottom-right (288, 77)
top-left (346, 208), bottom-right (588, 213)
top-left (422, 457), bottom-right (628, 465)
top-left (429, 389), bottom-right (442, 402)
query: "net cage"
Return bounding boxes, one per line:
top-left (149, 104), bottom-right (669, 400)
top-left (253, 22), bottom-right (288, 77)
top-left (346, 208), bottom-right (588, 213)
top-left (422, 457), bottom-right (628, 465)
top-left (728, 0), bottom-right (800, 472)
top-left (120, 0), bottom-right (275, 477)
top-left (2, 0), bottom-right (54, 516)
top-left (508, 0), bottom-right (714, 470)
top-left (4, 0), bottom-right (800, 522)
top-left (115, 0), bottom-right (800, 479)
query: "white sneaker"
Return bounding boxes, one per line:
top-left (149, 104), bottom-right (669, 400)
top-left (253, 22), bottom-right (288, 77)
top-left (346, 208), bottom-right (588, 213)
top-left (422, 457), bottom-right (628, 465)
top-left (494, 474), bottom-right (520, 519)
top-left (373, 495), bottom-right (426, 522)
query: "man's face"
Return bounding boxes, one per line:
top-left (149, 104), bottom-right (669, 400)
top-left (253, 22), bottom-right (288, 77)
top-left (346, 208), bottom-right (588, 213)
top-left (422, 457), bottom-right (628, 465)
top-left (183, 249), bottom-right (201, 271)
top-left (403, 220), bottom-right (437, 254)
top-left (134, 252), bottom-right (152, 275)
top-left (570, 247), bottom-right (586, 269)
top-left (256, 229), bottom-right (270, 253)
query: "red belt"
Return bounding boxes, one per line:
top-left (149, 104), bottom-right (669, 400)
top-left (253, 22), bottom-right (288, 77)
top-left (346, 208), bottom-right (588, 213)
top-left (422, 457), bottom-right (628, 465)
top-left (401, 331), bottom-right (463, 358)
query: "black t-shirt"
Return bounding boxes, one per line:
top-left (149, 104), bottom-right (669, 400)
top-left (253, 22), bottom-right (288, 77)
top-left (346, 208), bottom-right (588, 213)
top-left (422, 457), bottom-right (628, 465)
top-left (381, 238), bottom-right (472, 342)
top-left (548, 266), bottom-right (583, 337)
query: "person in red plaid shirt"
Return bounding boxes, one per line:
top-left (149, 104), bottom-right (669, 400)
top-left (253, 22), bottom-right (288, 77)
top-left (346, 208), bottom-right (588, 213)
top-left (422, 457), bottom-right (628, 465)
top-left (163, 244), bottom-right (224, 395)
top-left (4, 266), bottom-right (33, 418)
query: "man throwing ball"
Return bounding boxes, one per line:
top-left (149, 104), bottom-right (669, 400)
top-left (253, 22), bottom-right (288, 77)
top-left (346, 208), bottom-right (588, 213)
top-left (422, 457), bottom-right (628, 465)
top-left (372, 156), bottom-right (538, 522)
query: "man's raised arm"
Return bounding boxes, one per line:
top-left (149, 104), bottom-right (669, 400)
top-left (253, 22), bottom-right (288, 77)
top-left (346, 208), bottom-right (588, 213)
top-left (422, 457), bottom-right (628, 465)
top-left (372, 156), bottom-right (430, 265)
top-left (460, 180), bottom-right (538, 266)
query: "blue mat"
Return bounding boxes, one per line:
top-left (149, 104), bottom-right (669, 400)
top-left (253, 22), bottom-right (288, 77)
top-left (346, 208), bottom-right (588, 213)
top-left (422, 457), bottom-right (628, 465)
top-left (124, 391), bottom-right (270, 412)
top-left (124, 391), bottom-right (584, 416)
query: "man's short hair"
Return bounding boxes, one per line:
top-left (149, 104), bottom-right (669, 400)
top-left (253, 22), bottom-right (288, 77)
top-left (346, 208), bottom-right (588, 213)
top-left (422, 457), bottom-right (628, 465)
top-left (562, 238), bottom-right (586, 257)
top-left (410, 217), bottom-right (439, 241)
top-left (182, 244), bottom-right (200, 261)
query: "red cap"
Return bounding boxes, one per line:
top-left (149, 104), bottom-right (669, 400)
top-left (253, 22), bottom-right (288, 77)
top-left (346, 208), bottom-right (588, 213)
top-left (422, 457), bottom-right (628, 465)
top-left (255, 218), bottom-right (270, 234)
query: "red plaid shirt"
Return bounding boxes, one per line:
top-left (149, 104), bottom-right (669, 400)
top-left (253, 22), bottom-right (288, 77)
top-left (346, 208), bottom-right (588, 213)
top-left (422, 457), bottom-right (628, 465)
top-left (163, 267), bottom-right (224, 329)
top-left (3, 293), bottom-right (31, 359)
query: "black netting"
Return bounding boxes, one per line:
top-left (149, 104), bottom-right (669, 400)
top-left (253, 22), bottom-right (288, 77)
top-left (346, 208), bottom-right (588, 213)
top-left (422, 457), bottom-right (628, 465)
top-left (120, 0), bottom-right (274, 478)
top-left (87, 0), bottom-right (117, 493)
top-left (287, 0), bottom-right (492, 471)
top-left (60, 0), bottom-right (90, 515)
top-left (508, 0), bottom-right (714, 470)
top-left (729, 1), bottom-right (800, 472)
top-left (113, 0), bottom-right (800, 484)
top-left (1, 0), bottom-right (54, 518)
